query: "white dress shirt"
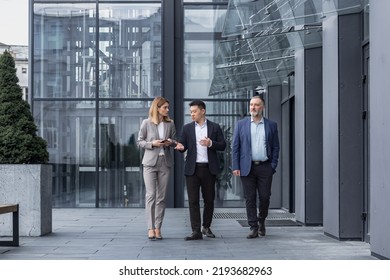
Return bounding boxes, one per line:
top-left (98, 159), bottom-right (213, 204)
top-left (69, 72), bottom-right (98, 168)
top-left (195, 120), bottom-right (208, 163)
top-left (250, 117), bottom-right (268, 161)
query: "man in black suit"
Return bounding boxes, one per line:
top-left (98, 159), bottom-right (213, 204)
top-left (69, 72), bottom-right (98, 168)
top-left (176, 100), bottom-right (226, 240)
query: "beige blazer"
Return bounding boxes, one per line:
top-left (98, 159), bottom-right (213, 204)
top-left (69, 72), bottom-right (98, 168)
top-left (137, 118), bottom-right (176, 167)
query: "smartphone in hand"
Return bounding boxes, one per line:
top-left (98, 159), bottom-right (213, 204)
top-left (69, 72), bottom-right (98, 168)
top-left (160, 139), bottom-right (177, 147)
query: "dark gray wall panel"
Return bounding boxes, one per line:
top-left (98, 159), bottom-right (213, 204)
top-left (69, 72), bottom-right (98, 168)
top-left (338, 13), bottom-right (363, 239)
top-left (304, 47), bottom-right (323, 225)
top-left (281, 101), bottom-right (291, 210)
top-left (267, 86), bottom-right (282, 208)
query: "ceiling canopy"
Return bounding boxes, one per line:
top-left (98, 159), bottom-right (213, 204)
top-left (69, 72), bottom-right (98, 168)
top-left (210, 0), bottom-right (365, 95)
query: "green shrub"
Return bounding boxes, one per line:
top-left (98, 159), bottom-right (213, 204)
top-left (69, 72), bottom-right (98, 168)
top-left (0, 50), bottom-right (49, 164)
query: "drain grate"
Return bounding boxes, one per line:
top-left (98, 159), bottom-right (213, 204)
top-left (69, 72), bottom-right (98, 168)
top-left (213, 211), bottom-right (295, 220)
top-left (213, 210), bottom-right (299, 227)
top-left (237, 219), bottom-right (301, 227)
top-left (213, 212), bottom-right (247, 219)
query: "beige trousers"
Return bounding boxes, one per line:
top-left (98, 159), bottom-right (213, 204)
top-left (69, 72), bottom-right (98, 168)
top-left (143, 156), bottom-right (170, 229)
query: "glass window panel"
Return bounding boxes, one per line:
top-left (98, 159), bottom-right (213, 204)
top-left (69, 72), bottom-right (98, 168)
top-left (33, 3), bottom-right (97, 98)
top-left (184, 5), bottom-right (226, 99)
top-left (33, 100), bottom-right (97, 207)
top-left (185, 5), bottom-right (227, 33)
top-left (98, 101), bottom-right (150, 207)
top-left (98, 3), bottom-right (162, 98)
top-left (33, 3), bottom-right (162, 99)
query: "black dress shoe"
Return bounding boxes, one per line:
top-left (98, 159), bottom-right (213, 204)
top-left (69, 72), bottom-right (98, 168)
top-left (246, 229), bottom-right (259, 239)
top-left (201, 227), bottom-right (216, 238)
top-left (259, 221), bottom-right (266, 236)
top-left (184, 232), bottom-right (203, 241)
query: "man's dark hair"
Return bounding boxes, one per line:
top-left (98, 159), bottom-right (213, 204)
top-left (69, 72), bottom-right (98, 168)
top-left (189, 99), bottom-right (206, 110)
top-left (252, 94), bottom-right (265, 104)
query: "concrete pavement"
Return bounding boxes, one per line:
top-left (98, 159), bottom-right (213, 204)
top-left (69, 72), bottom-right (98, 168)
top-left (0, 208), bottom-right (376, 260)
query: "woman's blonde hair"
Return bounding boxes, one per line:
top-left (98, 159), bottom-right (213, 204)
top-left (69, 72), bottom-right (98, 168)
top-left (149, 96), bottom-right (172, 124)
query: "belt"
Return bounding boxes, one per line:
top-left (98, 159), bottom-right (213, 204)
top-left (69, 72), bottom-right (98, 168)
top-left (196, 162), bottom-right (209, 167)
top-left (252, 160), bottom-right (269, 166)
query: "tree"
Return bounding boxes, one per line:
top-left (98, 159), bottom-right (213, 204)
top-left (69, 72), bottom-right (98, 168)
top-left (0, 50), bottom-right (49, 164)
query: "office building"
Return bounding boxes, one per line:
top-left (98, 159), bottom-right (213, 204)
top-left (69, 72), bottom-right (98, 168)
top-left (29, 0), bottom-right (389, 259)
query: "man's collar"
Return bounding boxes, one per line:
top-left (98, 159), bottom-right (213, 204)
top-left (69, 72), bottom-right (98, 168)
top-left (251, 116), bottom-right (264, 123)
top-left (195, 119), bottom-right (207, 127)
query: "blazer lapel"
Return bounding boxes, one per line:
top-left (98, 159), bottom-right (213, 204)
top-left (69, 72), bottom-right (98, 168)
top-left (152, 122), bottom-right (160, 139)
top-left (189, 122), bottom-right (197, 144)
top-left (163, 122), bottom-right (168, 140)
top-left (245, 117), bottom-right (251, 145)
top-left (264, 118), bottom-right (270, 155)
top-left (264, 118), bottom-right (270, 141)
top-left (206, 120), bottom-right (212, 138)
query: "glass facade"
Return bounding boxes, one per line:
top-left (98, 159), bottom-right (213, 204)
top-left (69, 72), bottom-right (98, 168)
top-left (31, 0), bottom-right (366, 209)
top-left (33, 2), bottom-right (162, 207)
top-left (32, 0), bottom-right (245, 208)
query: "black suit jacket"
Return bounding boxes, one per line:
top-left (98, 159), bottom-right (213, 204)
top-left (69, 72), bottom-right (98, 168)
top-left (179, 119), bottom-right (226, 176)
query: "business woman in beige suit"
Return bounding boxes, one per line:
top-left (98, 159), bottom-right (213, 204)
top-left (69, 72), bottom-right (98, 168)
top-left (137, 97), bottom-right (176, 240)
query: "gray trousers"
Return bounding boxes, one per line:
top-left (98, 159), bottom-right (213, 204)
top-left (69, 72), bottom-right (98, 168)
top-left (143, 156), bottom-right (170, 229)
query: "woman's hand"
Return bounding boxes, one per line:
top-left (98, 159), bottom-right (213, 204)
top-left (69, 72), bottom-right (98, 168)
top-left (152, 140), bottom-right (165, 147)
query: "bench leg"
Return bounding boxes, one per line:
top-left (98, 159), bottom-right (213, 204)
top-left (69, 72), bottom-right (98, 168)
top-left (0, 206), bottom-right (19, 247)
top-left (12, 208), bottom-right (19, 246)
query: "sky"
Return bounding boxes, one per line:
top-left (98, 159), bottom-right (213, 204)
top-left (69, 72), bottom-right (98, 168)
top-left (0, 0), bottom-right (29, 45)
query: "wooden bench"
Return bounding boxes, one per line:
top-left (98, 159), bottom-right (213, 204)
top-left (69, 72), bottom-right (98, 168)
top-left (0, 204), bottom-right (19, 246)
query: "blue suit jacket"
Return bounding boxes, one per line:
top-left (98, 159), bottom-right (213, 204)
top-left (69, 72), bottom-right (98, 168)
top-left (232, 117), bottom-right (280, 176)
top-left (179, 119), bottom-right (226, 176)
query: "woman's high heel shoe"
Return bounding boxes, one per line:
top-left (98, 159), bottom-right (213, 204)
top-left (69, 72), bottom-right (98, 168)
top-left (155, 228), bottom-right (162, 240)
top-left (148, 229), bottom-right (156, 240)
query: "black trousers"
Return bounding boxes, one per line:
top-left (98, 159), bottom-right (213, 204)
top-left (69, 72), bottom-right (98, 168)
top-left (240, 162), bottom-right (274, 231)
top-left (185, 164), bottom-right (216, 233)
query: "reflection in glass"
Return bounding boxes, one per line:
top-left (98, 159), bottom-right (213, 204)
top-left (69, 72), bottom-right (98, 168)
top-left (34, 101), bottom-right (97, 207)
top-left (98, 103), bottom-right (148, 207)
top-left (33, 3), bottom-right (162, 99)
top-left (98, 4), bottom-right (162, 98)
top-left (33, 3), bottom-right (97, 99)
top-left (184, 6), bottom-right (226, 99)
top-left (33, 2), bottom-right (162, 207)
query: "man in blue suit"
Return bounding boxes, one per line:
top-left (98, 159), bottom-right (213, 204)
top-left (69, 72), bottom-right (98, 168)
top-left (232, 95), bottom-right (280, 238)
top-left (176, 100), bottom-right (226, 240)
